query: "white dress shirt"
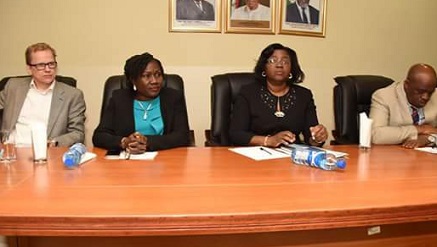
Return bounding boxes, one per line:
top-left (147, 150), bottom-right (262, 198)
top-left (12, 80), bottom-right (54, 146)
top-left (231, 4), bottom-right (270, 21)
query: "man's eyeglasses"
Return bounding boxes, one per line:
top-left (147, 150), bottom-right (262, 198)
top-left (29, 62), bottom-right (57, 71)
top-left (267, 58), bottom-right (291, 66)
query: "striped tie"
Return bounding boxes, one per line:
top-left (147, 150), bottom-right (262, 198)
top-left (411, 106), bottom-right (419, 125)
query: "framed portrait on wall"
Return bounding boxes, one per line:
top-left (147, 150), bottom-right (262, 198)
top-left (225, 0), bottom-right (275, 34)
top-left (279, 0), bottom-right (326, 37)
top-left (169, 0), bottom-right (221, 33)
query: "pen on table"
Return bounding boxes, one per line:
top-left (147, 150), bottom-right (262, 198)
top-left (260, 147), bottom-right (272, 155)
top-left (274, 148), bottom-right (290, 155)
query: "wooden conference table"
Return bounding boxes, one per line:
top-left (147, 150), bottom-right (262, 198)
top-left (1, 145), bottom-right (437, 247)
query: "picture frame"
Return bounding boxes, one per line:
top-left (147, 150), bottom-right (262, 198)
top-left (225, 0), bottom-right (275, 34)
top-left (169, 0), bottom-right (222, 33)
top-left (279, 0), bottom-right (326, 37)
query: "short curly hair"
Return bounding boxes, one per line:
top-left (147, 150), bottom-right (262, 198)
top-left (254, 43), bottom-right (305, 86)
top-left (124, 52), bottom-right (164, 90)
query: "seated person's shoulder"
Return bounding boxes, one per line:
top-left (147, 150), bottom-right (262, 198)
top-left (3, 77), bottom-right (31, 88)
top-left (372, 82), bottom-right (397, 99)
top-left (159, 87), bottom-right (184, 99)
top-left (292, 84), bottom-right (313, 96)
top-left (56, 81), bottom-right (84, 95)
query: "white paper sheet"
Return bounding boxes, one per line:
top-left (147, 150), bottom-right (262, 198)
top-left (414, 147), bottom-right (437, 154)
top-left (119, 151), bottom-right (158, 160)
top-left (79, 152), bottom-right (97, 164)
top-left (229, 146), bottom-right (290, 161)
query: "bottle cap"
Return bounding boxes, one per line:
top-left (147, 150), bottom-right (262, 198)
top-left (63, 158), bottom-right (76, 167)
top-left (336, 159), bottom-right (346, 169)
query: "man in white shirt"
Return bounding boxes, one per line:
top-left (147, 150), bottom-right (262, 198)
top-left (0, 43), bottom-right (86, 147)
top-left (231, 0), bottom-right (270, 21)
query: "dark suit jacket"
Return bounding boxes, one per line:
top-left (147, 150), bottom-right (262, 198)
top-left (286, 2), bottom-right (319, 24)
top-left (92, 88), bottom-right (190, 151)
top-left (0, 77), bottom-right (86, 146)
top-left (176, 0), bottom-right (215, 21)
top-left (229, 83), bottom-right (319, 146)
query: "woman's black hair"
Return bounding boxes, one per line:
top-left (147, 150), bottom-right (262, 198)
top-left (254, 43), bottom-right (305, 85)
top-left (124, 52), bottom-right (164, 90)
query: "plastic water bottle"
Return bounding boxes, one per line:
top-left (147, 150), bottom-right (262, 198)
top-left (290, 144), bottom-right (346, 171)
top-left (62, 143), bottom-right (87, 168)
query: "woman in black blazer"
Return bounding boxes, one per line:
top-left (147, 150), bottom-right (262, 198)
top-left (229, 43), bottom-right (328, 147)
top-left (93, 53), bottom-right (190, 153)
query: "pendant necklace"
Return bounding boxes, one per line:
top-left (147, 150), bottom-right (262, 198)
top-left (274, 96), bottom-right (285, 118)
top-left (137, 101), bottom-right (152, 120)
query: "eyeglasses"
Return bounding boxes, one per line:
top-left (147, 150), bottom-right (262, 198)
top-left (267, 58), bottom-right (291, 66)
top-left (29, 61), bottom-right (57, 71)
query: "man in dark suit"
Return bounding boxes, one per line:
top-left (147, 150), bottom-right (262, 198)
top-left (176, 0), bottom-right (215, 21)
top-left (286, 0), bottom-right (319, 24)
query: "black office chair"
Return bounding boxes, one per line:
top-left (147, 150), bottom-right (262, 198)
top-left (0, 75), bottom-right (77, 126)
top-left (100, 74), bottom-right (196, 146)
top-left (205, 72), bottom-right (257, 146)
top-left (0, 75), bottom-right (76, 90)
top-left (332, 75), bottom-right (394, 144)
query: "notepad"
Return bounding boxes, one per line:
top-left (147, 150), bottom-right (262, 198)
top-left (229, 146), bottom-right (289, 161)
top-left (119, 151), bottom-right (158, 160)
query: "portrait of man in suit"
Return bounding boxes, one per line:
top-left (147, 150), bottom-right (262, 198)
top-left (286, 0), bottom-right (319, 25)
top-left (176, 0), bottom-right (215, 21)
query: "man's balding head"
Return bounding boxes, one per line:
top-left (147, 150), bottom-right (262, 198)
top-left (404, 63), bottom-right (437, 108)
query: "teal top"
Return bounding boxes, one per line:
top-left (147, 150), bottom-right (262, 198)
top-left (133, 97), bottom-right (164, 135)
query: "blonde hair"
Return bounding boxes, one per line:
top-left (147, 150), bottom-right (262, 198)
top-left (25, 42), bottom-right (57, 65)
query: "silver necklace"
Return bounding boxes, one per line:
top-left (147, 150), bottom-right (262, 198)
top-left (137, 101), bottom-right (152, 120)
top-left (267, 85), bottom-right (288, 118)
top-left (274, 96), bottom-right (285, 118)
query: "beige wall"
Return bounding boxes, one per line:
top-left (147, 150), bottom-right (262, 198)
top-left (1, 0), bottom-right (436, 146)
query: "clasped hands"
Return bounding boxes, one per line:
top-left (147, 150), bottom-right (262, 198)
top-left (264, 125), bottom-right (328, 148)
top-left (121, 132), bottom-right (147, 154)
top-left (402, 124), bottom-right (437, 149)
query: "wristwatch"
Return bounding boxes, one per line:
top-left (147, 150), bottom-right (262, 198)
top-left (428, 134), bottom-right (437, 147)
